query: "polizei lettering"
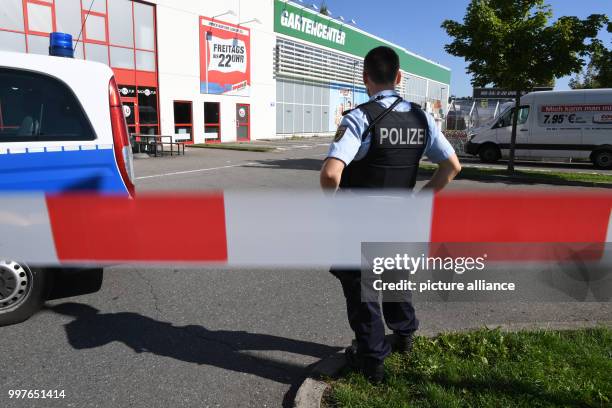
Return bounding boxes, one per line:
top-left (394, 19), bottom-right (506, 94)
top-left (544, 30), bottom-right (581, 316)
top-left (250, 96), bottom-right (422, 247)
top-left (379, 128), bottom-right (425, 146)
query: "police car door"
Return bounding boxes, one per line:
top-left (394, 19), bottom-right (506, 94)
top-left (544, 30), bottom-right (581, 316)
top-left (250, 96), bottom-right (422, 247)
top-left (0, 67), bottom-right (126, 193)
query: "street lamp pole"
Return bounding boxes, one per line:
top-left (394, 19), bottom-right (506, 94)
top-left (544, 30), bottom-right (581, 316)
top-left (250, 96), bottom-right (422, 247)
top-left (352, 61), bottom-right (357, 106)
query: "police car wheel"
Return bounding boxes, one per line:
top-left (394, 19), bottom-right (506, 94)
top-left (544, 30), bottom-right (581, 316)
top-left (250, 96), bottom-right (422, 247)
top-left (592, 149), bottom-right (612, 169)
top-left (479, 144), bottom-right (501, 163)
top-left (0, 261), bottom-right (50, 327)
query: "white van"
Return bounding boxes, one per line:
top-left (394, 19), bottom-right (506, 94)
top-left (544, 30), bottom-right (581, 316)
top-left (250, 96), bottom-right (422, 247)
top-left (465, 89), bottom-right (612, 169)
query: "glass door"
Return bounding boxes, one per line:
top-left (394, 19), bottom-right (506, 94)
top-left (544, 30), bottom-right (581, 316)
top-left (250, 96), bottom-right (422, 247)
top-left (122, 97), bottom-right (138, 136)
top-left (236, 103), bottom-right (250, 142)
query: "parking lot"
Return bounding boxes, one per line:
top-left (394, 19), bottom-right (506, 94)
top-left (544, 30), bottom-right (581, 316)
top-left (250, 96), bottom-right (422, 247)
top-left (135, 137), bottom-right (610, 192)
top-left (1, 138), bottom-right (611, 408)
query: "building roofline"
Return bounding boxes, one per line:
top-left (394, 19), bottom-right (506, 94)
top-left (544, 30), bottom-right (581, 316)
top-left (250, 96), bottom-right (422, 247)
top-left (283, 0), bottom-right (451, 71)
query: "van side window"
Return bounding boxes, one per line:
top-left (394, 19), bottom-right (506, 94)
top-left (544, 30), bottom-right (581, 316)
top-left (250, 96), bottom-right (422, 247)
top-left (495, 109), bottom-right (513, 128)
top-left (517, 107), bottom-right (529, 125)
top-left (495, 106), bottom-right (529, 128)
top-left (0, 68), bottom-right (95, 142)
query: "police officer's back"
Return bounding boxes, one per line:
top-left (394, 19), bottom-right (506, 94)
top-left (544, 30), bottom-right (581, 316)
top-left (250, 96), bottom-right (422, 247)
top-left (320, 46), bottom-right (461, 382)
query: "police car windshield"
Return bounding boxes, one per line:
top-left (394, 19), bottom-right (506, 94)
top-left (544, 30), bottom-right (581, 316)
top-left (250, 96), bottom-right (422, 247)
top-left (0, 68), bottom-right (95, 142)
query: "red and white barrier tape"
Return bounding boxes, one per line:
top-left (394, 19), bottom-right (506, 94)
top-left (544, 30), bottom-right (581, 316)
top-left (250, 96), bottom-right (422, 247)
top-left (1, 191), bottom-right (611, 266)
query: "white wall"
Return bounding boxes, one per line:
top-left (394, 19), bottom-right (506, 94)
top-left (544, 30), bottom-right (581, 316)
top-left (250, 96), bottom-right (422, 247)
top-left (151, 0), bottom-right (276, 142)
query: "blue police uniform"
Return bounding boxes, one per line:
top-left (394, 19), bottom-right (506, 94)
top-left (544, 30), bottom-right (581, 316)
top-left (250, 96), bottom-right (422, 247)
top-left (328, 89), bottom-right (455, 167)
top-left (328, 89), bottom-right (456, 365)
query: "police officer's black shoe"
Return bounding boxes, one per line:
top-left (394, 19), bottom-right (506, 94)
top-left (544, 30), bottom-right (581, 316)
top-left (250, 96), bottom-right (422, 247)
top-left (344, 344), bottom-right (385, 383)
top-left (389, 333), bottom-right (414, 354)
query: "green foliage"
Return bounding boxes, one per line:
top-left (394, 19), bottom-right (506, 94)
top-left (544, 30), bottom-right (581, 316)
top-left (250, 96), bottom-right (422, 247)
top-left (441, 0), bottom-right (608, 171)
top-left (441, 0), bottom-right (608, 92)
top-left (327, 328), bottom-right (612, 408)
top-left (570, 23), bottom-right (612, 89)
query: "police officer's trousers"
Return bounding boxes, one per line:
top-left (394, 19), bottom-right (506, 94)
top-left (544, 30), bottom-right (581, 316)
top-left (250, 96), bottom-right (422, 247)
top-left (331, 268), bottom-right (419, 362)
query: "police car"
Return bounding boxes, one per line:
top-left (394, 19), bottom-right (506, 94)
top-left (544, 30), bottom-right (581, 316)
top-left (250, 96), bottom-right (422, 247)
top-left (0, 33), bottom-right (135, 326)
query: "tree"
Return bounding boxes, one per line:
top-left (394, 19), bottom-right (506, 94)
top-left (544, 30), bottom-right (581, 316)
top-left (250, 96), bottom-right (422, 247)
top-left (570, 23), bottom-right (612, 89)
top-left (442, 0), bottom-right (608, 172)
top-left (319, 1), bottom-right (330, 16)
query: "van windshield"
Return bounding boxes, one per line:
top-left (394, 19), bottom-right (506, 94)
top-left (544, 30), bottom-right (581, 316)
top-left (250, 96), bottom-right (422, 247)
top-left (0, 68), bottom-right (95, 142)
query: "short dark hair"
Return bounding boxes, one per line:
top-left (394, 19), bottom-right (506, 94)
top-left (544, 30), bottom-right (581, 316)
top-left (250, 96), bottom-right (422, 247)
top-left (363, 46), bottom-right (400, 85)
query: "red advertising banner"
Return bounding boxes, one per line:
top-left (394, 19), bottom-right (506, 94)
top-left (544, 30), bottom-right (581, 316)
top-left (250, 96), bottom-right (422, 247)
top-left (199, 16), bottom-right (251, 96)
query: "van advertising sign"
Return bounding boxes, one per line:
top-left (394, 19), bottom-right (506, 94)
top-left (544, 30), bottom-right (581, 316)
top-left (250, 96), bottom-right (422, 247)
top-left (199, 17), bottom-right (251, 96)
top-left (538, 104), bottom-right (612, 129)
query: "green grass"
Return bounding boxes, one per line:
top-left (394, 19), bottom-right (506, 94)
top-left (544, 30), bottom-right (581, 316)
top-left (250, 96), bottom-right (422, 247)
top-left (326, 328), bottom-right (612, 408)
top-left (187, 143), bottom-right (275, 152)
top-left (419, 163), bottom-right (612, 186)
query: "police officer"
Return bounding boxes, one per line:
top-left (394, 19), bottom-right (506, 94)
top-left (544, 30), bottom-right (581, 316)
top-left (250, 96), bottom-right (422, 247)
top-left (320, 46), bottom-right (461, 382)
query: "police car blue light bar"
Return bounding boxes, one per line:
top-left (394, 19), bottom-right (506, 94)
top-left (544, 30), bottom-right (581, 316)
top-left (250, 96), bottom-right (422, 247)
top-left (49, 32), bottom-right (74, 58)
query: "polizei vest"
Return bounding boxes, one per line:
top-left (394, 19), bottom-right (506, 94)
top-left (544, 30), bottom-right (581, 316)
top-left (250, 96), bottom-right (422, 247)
top-left (340, 97), bottom-right (429, 190)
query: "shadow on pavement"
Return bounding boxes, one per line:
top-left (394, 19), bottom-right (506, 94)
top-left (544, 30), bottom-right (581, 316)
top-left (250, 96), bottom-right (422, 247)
top-left (49, 302), bottom-right (341, 396)
top-left (244, 158), bottom-right (324, 171)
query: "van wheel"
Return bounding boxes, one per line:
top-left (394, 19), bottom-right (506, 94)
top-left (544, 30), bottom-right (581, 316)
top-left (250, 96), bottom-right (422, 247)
top-left (592, 149), bottom-right (612, 169)
top-left (0, 262), bottom-right (50, 327)
top-left (479, 144), bottom-right (501, 163)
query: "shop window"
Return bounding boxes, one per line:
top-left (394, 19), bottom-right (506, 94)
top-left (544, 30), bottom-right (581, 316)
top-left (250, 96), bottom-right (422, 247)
top-left (0, 0), bottom-right (25, 31)
top-left (85, 42), bottom-right (109, 64)
top-left (135, 50), bottom-right (156, 71)
top-left (134, 2), bottom-right (155, 51)
top-left (108, 0), bottom-right (134, 47)
top-left (27, 34), bottom-right (51, 55)
top-left (55, 0), bottom-right (82, 39)
top-left (84, 14), bottom-right (107, 42)
top-left (26, 1), bottom-right (54, 34)
top-left (0, 31), bottom-right (26, 53)
top-left (88, 0), bottom-right (106, 14)
top-left (138, 87), bottom-right (158, 134)
top-left (204, 102), bottom-right (220, 142)
top-left (73, 40), bottom-right (84, 59)
top-left (110, 46), bottom-right (135, 70)
top-left (173, 101), bottom-right (193, 141)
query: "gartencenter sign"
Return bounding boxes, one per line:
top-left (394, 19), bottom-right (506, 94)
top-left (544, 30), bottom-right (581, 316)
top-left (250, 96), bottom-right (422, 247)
top-left (280, 10), bottom-right (346, 45)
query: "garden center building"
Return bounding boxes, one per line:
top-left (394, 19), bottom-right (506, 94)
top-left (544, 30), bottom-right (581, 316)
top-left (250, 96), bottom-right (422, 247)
top-left (0, 0), bottom-right (451, 143)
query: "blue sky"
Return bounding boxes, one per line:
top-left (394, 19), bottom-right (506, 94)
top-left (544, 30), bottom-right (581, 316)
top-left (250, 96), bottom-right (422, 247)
top-left (315, 0), bottom-right (611, 97)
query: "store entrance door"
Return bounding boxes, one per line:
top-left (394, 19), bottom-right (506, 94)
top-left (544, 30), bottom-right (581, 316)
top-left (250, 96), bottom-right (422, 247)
top-left (236, 104), bottom-right (250, 141)
top-left (122, 97), bottom-right (138, 136)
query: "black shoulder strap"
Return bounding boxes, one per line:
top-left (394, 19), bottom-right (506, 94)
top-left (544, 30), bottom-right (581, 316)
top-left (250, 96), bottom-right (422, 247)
top-left (342, 99), bottom-right (377, 116)
top-left (358, 97), bottom-right (403, 139)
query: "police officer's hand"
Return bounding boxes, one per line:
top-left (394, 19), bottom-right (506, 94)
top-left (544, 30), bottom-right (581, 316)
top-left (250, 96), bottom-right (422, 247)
top-left (423, 154), bottom-right (461, 192)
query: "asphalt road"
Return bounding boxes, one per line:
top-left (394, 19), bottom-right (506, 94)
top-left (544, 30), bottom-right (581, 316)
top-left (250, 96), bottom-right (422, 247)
top-left (1, 137), bottom-right (610, 408)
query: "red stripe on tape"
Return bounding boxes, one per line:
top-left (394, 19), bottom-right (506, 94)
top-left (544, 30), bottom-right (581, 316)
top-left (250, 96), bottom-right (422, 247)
top-left (46, 193), bottom-right (228, 263)
top-left (429, 191), bottom-right (612, 261)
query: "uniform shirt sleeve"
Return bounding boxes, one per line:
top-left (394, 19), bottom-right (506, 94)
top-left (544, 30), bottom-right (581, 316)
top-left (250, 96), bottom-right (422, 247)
top-left (423, 112), bottom-right (455, 163)
top-left (326, 109), bottom-right (367, 166)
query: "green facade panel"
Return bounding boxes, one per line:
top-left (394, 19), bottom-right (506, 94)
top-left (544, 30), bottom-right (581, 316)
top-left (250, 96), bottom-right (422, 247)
top-left (274, 0), bottom-right (451, 84)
